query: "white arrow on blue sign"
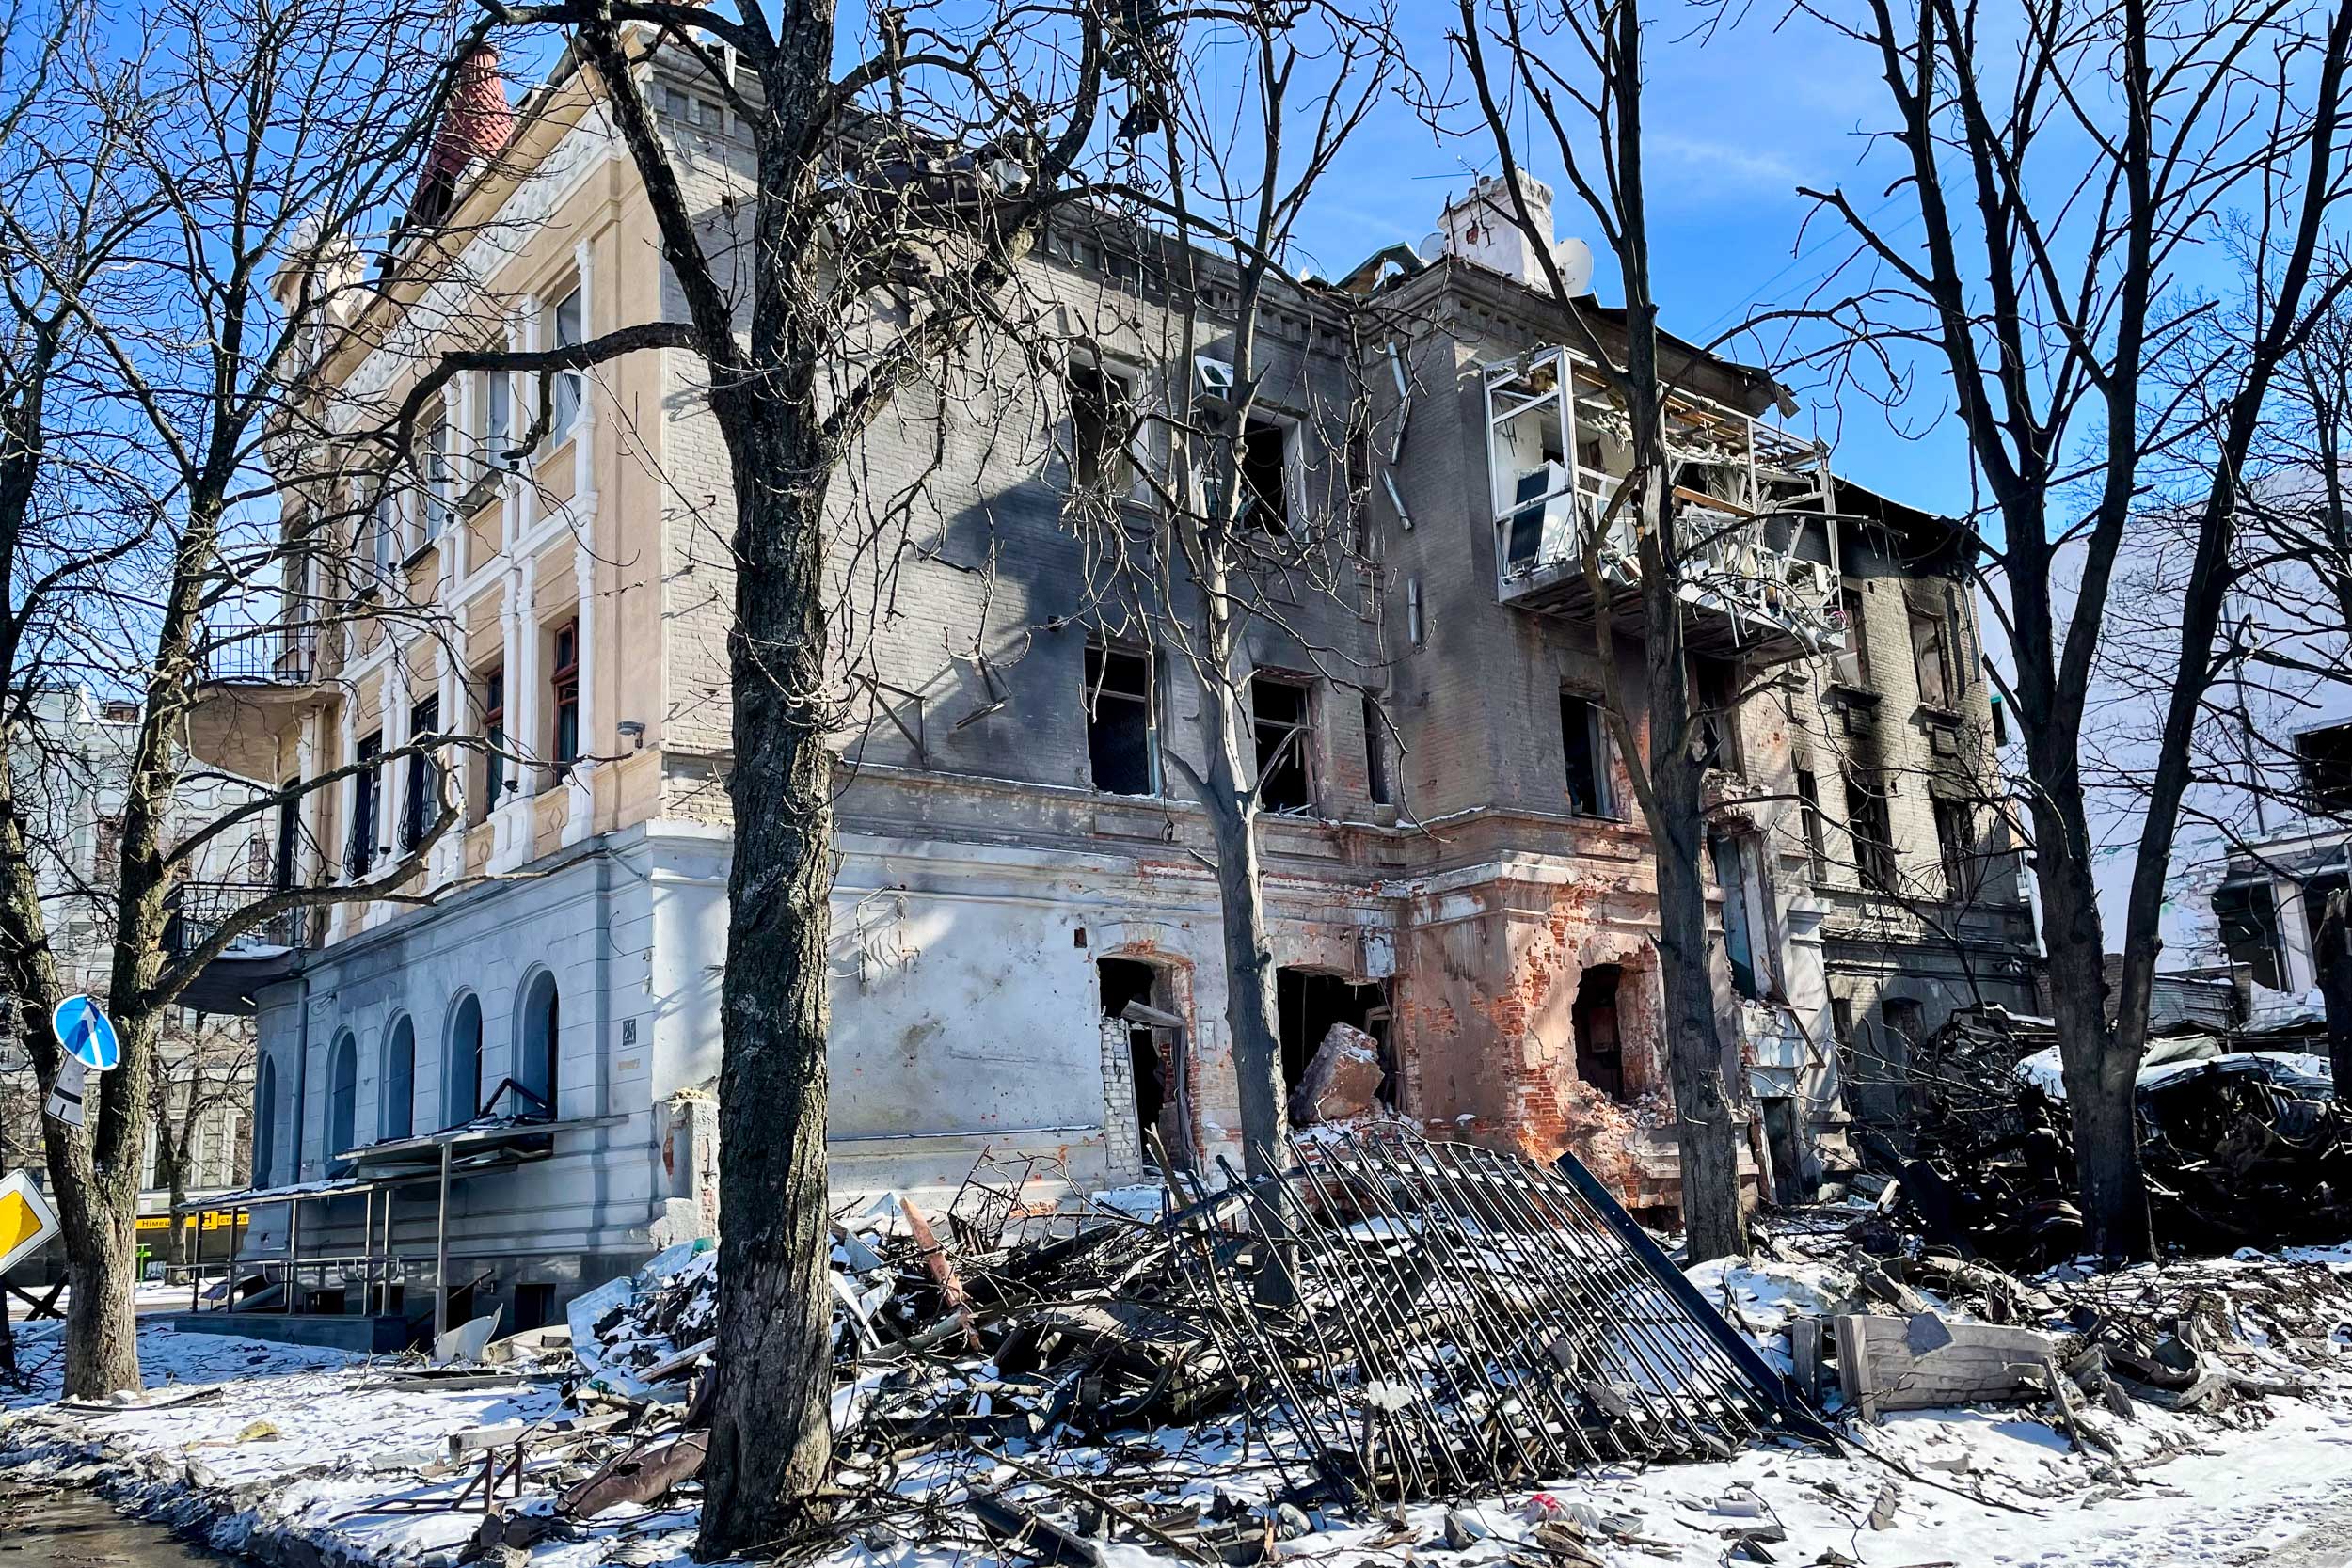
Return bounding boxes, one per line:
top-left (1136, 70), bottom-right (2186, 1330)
top-left (53, 994), bottom-right (119, 1071)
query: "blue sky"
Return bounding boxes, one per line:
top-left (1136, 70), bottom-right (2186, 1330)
top-left (1263, 6), bottom-right (1979, 517)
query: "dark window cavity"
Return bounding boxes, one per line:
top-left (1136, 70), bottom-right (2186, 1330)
top-left (1239, 418), bottom-right (1290, 531)
top-left (1251, 675), bottom-right (1313, 815)
top-left (1845, 766), bottom-right (1898, 894)
top-left (1084, 642), bottom-right (1157, 796)
top-left (380, 1017), bottom-right (415, 1141)
top-left (1560, 693), bottom-right (1613, 817)
top-left (1795, 768), bottom-right (1829, 882)
top-left (1069, 363), bottom-right (1133, 494)
top-left (1932, 797), bottom-right (1975, 901)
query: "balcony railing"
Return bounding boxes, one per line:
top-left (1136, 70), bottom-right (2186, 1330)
top-left (1482, 346), bottom-right (1847, 663)
top-left (164, 880), bottom-right (310, 958)
top-left (1495, 494), bottom-right (1844, 658)
top-left (198, 623), bottom-right (318, 686)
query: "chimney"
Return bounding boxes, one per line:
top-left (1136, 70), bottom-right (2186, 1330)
top-left (411, 42), bottom-right (516, 229)
top-left (1438, 171), bottom-right (1556, 289)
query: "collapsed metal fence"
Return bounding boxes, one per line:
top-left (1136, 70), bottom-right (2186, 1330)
top-left (1161, 1123), bottom-right (1834, 1504)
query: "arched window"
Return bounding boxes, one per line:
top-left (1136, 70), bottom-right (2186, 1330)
top-left (518, 971), bottom-right (559, 1119)
top-left (250, 1055), bottom-right (278, 1187)
top-left (445, 993), bottom-right (482, 1129)
top-left (380, 1016), bottom-right (415, 1141)
top-left (326, 1032), bottom-right (358, 1172)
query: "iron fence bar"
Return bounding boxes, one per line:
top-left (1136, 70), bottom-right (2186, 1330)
top-left (1548, 1148), bottom-right (1838, 1448)
top-left (1338, 1129), bottom-right (1583, 1481)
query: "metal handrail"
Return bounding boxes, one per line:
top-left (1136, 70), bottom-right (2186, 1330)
top-left (199, 622), bottom-right (318, 685)
top-left (164, 880), bottom-right (310, 955)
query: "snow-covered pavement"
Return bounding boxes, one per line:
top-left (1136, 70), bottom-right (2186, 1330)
top-left (6, 1254), bottom-right (2352, 1568)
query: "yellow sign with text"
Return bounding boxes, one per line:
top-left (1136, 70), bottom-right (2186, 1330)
top-left (136, 1211), bottom-right (238, 1233)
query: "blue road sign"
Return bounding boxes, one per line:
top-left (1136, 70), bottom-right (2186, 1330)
top-left (53, 995), bottom-right (119, 1072)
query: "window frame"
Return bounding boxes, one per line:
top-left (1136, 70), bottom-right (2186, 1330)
top-left (1362, 692), bottom-right (1391, 807)
top-left (1559, 690), bottom-right (1616, 819)
top-left (1249, 673), bottom-right (1316, 816)
top-left (549, 621), bottom-right (580, 770)
top-left (1083, 640), bottom-right (1159, 798)
top-left (480, 664), bottom-right (507, 807)
top-left (1932, 796), bottom-right (1976, 902)
top-left (349, 730), bottom-right (384, 879)
top-left (1844, 765), bottom-right (1898, 895)
top-left (483, 367), bottom-right (515, 472)
top-left (1908, 602), bottom-right (1953, 709)
top-left (548, 285), bottom-right (584, 440)
top-left (1235, 413), bottom-right (1296, 533)
top-left (1794, 768), bottom-right (1830, 883)
top-left (1067, 359), bottom-right (1139, 499)
top-left (401, 694), bottom-right (440, 852)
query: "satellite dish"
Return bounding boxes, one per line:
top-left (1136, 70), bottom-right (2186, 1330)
top-left (1415, 231), bottom-right (1447, 263)
top-left (1552, 235), bottom-right (1596, 296)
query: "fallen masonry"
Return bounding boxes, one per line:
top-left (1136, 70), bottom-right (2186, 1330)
top-left (12, 1127), bottom-right (2352, 1567)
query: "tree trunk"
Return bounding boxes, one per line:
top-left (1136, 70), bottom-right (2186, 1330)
top-left (1196, 685), bottom-right (1286, 1179)
top-left (2317, 889), bottom-right (2352, 1090)
top-left (2030, 791), bottom-right (2152, 1260)
top-left (165, 1157), bottom-right (190, 1269)
top-left (694, 412), bottom-right (835, 1560)
top-left (1625, 440), bottom-right (1744, 1259)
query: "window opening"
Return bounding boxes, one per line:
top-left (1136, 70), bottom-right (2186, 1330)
top-left (1084, 642), bottom-right (1157, 796)
top-left (1908, 604), bottom-right (1951, 708)
top-left (274, 777), bottom-right (301, 890)
top-left (349, 731), bottom-right (383, 878)
top-left (550, 622), bottom-right (580, 770)
top-left (1572, 963), bottom-right (1626, 1101)
top-left (402, 695), bottom-right (439, 851)
top-left (1275, 968), bottom-right (1393, 1105)
top-left (1710, 835), bottom-right (1761, 1000)
top-left (2216, 880), bottom-right (2287, 990)
top-left (1239, 418), bottom-right (1290, 531)
top-left (1932, 797), bottom-right (1975, 901)
top-left (1795, 768), bottom-right (1829, 882)
top-left (1845, 766), bottom-right (1897, 894)
top-left (1251, 676), bottom-right (1312, 814)
top-left (550, 287), bottom-right (583, 436)
top-left (481, 665), bottom-right (506, 805)
top-left (1560, 692), bottom-right (1613, 817)
top-left (1069, 363), bottom-right (1133, 493)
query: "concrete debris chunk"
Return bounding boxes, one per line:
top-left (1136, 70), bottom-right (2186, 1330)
top-left (1287, 1021), bottom-right (1386, 1126)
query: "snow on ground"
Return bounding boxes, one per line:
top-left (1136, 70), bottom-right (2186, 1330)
top-left (7, 1258), bottom-right (2352, 1568)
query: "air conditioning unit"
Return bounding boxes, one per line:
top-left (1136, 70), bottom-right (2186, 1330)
top-left (1829, 650), bottom-right (1867, 689)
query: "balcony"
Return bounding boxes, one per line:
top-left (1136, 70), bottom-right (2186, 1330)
top-left (165, 880), bottom-right (310, 1014)
top-left (186, 622), bottom-right (320, 781)
top-left (1485, 349), bottom-right (1846, 666)
top-left (165, 880), bottom-right (310, 957)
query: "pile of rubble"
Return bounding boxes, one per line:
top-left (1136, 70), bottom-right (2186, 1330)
top-left (409, 1126), bottom-right (1844, 1561)
top-left (370, 1107), bottom-right (2352, 1566)
top-left (1859, 1009), bottom-right (2352, 1266)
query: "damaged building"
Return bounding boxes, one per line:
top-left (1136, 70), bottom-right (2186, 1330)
top-left (172, 41), bottom-right (2031, 1338)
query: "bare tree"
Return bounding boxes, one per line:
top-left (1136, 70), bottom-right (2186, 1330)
top-left (1444, 0), bottom-right (1778, 1259)
top-left (1043, 1), bottom-right (1400, 1185)
top-left (0, 0), bottom-right (479, 1395)
top-left (421, 6), bottom-right (1116, 1550)
top-left (1795, 0), bottom-right (2352, 1257)
top-left (146, 1013), bottom-right (255, 1267)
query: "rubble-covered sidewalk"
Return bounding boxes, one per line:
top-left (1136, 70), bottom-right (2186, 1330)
top-left (7, 1132), bottom-right (2352, 1567)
